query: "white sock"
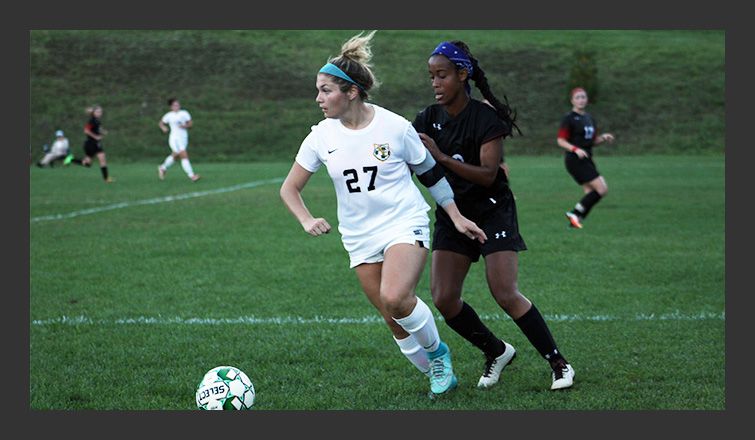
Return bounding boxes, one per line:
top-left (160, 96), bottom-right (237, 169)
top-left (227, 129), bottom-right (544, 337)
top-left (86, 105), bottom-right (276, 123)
top-left (394, 335), bottom-right (430, 377)
top-left (392, 297), bottom-right (440, 353)
top-left (162, 155), bottom-right (175, 169)
top-left (574, 202), bottom-right (585, 216)
top-left (181, 158), bottom-right (194, 177)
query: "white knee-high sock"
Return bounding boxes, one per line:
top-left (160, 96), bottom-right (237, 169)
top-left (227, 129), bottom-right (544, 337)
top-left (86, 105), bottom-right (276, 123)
top-left (181, 158), bottom-right (194, 177)
top-left (393, 297), bottom-right (441, 353)
top-left (162, 155), bottom-right (175, 169)
top-left (394, 335), bottom-right (430, 377)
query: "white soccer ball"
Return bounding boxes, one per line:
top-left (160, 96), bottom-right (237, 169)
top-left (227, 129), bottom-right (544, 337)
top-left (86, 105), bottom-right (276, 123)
top-left (196, 365), bottom-right (255, 410)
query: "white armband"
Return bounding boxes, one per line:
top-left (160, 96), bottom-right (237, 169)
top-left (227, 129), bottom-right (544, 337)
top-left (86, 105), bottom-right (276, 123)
top-left (427, 177), bottom-right (455, 208)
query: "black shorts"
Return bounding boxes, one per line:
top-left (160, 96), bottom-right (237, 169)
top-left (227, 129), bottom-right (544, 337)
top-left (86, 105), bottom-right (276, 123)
top-left (84, 140), bottom-right (103, 157)
top-left (565, 153), bottom-right (600, 184)
top-left (433, 193), bottom-right (527, 262)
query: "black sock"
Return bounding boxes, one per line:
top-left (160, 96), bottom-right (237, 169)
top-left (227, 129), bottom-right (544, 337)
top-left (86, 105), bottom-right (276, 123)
top-left (445, 302), bottom-right (505, 357)
top-left (514, 303), bottom-right (566, 368)
top-left (574, 190), bottom-right (602, 219)
top-left (101, 166), bottom-right (109, 180)
top-left (71, 158), bottom-right (82, 165)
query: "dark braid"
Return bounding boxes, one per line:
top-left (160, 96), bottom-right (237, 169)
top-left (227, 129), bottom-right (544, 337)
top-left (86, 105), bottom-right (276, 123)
top-left (451, 40), bottom-right (521, 138)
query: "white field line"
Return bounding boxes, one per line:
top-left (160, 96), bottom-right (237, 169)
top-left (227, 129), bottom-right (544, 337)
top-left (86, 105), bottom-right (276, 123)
top-left (31, 311), bottom-right (724, 326)
top-left (30, 178), bottom-right (284, 223)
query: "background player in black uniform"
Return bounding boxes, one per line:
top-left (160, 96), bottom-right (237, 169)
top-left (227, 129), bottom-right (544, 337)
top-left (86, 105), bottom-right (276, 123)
top-left (69, 105), bottom-right (115, 182)
top-left (557, 88), bottom-right (614, 228)
top-left (413, 40), bottom-right (575, 390)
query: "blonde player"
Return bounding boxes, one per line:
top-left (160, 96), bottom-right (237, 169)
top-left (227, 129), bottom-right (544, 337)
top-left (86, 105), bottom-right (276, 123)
top-left (67, 105), bottom-right (115, 182)
top-left (280, 31), bottom-right (486, 396)
top-left (158, 98), bottom-right (200, 182)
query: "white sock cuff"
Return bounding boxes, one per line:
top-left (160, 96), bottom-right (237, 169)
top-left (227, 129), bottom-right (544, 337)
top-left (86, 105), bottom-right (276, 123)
top-left (393, 335), bottom-right (422, 355)
top-left (180, 158), bottom-right (194, 176)
top-left (162, 156), bottom-right (175, 168)
top-left (393, 296), bottom-right (432, 333)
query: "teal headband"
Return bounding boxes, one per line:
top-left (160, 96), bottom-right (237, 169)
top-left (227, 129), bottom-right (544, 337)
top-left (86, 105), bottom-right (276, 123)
top-left (319, 63), bottom-right (365, 90)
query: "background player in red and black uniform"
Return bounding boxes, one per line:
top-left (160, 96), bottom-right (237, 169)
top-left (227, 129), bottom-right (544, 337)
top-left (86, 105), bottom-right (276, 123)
top-left (557, 88), bottom-right (614, 228)
top-left (69, 105), bottom-right (114, 182)
top-left (414, 40), bottom-right (575, 391)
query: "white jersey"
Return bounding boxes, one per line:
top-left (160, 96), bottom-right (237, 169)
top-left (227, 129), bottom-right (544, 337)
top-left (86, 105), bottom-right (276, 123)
top-left (50, 138), bottom-right (69, 155)
top-left (161, 109), bottom-right (192, 141)
top-left (296, 104), bottom-right (431, 257)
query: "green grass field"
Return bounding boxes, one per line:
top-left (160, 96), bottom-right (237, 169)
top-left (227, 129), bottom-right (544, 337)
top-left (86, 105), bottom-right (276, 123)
top-left (29, 154), bottom-right (725, 410)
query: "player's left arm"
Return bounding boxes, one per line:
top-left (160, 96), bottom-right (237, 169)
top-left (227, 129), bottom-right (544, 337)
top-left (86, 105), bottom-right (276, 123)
top-left (593, 132), bottom-right (614, 145)
top-left (409, 151), bottom-right (486, 243)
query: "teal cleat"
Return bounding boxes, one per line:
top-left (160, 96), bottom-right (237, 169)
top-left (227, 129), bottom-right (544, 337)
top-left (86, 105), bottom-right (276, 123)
top-left (428, 342), bottom-right (458, 394)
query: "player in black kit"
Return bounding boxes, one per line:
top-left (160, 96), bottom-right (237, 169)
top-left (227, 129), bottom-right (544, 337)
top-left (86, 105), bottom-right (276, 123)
top-left (557, 88), bottom-right (614, 228)
top-left (68, 105), bottom-right (115, 182)
top-left (413, 40), bottom-right (575, 390)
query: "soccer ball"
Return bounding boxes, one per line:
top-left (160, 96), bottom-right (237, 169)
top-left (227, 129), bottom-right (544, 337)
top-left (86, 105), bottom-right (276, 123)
top-left (196, 365), bottom-right (255, 410)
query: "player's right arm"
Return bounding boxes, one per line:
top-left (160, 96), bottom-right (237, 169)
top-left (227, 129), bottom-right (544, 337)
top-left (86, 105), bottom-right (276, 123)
top-left (84, 124), bottom-right (102, 140)
top-left (159, 119), bottom-right (169, 134)
top-left (280, 162), bottom-right (331, 236)
top-left (557, 126), bottom-right (589, 159)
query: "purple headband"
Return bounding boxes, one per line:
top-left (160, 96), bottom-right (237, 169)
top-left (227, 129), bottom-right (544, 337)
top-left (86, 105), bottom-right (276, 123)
top-left (431, 42), bottom-right (473, 95)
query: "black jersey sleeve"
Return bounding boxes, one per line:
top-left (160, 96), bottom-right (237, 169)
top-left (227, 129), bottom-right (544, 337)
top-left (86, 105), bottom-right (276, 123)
top-left (475, 102), bottom-right (507, 145)
top-left (558, 113), bottom-right (572, 139)
top-left (412, 108), bottom-right (430, 134)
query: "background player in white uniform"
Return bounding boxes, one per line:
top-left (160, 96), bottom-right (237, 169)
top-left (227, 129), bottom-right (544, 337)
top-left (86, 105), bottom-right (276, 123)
top-left (158, 98), bottom-right (200, 182)
top-left (280, 31), bottom-right (486, 396)
top-left (36, 130), bottom-right (70, 167)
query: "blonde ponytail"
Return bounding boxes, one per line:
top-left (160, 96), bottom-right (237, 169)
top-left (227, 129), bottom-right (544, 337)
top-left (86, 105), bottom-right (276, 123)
top-left (327, 31), bottom-right (380, 98)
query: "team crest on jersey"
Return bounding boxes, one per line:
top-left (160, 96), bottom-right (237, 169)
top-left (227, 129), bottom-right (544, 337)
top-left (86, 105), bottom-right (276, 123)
top-left (373, 143), bottom-right (391, 161)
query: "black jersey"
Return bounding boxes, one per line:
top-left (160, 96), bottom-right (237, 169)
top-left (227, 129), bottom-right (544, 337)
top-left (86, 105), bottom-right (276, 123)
top-left (558, 111), bottom-right (598, 155)
top-left (85, 117), bottom-right (102, 145)
top-left (413, 99), bottom-right (509, 215)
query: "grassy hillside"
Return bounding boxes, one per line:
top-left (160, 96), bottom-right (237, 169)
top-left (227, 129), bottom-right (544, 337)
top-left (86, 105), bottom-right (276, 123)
top-left (29, 30), bottom-right (725, 162)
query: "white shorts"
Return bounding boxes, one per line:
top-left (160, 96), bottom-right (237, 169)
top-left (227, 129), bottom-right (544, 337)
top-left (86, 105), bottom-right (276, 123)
top-left (348, 226), bottom-right (430, 268)
top-left (168, 136), bottom-right (188, 153)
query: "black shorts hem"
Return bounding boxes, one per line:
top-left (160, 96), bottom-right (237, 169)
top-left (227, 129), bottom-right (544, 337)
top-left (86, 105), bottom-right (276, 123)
top-left (565, 153), bottom-right (600, 184)
top-left (432, 196), bottom-right (527, 261)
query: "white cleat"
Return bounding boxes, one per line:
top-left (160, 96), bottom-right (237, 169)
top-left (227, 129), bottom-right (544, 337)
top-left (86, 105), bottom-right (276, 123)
top-left (551, 363), bottom-right (575, 390)
top-left (566, 212), bottom-right (583, 229)
top-left (478, 341), bottom-right (516, 388)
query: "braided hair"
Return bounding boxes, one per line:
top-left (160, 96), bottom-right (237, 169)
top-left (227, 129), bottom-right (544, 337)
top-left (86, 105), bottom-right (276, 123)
top-left (450, 40), bottom-right (521, 138)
